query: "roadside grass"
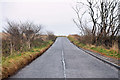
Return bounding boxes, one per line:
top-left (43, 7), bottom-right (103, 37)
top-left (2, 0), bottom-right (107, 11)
top-left (68, 36), bottom-right (120, 59)
top-left (2, 40), bottom-right (52, 63)
top-left (2, 40), bottom-right (53, 79)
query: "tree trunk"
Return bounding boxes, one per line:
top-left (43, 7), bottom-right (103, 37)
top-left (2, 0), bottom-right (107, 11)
top-left (10, 41), bottom-right (13, 55)
top-left (27, 39), bottom-right (31, 49)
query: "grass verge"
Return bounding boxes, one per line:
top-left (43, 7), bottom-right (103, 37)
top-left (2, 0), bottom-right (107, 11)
top-left (1, 40), bottom-right (53, 79)
top-left (68, 36), bottom-right (120, 59)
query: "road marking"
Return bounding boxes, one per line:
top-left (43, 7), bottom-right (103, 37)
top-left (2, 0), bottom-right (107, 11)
top-left (62, 50), bottom-right (66, 79)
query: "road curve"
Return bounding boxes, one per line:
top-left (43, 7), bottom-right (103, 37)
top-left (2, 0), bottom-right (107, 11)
top-left (10, 37), bottom-right (118, 78)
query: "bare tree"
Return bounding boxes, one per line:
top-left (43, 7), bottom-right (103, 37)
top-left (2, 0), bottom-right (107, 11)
top-left (47, 31), bottom-right (56, 41)
top-left (73, 0), bottom-right (119, 47)
top-left (73, 0), bottom-right (99, 44)
top-left (96, 0), bottom-right (119, 46)
top-left (72, 4), bottom-right (87, 36)
top-left (3, 21), bottom-right (42, 55)
top-left (118, 2), bottom-right (120, 49)
top-left (118, 2), bottom-right (120, 29)
top-left (4, 21), bottom-right (22, 54)
top-left (20, 22), bottom-right (42, 49)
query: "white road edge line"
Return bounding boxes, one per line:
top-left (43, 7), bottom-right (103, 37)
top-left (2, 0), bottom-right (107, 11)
top-left (62, 50), bottom-right (66, 78)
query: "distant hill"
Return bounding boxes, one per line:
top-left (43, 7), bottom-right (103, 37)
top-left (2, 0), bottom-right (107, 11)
top-left (0, 32), bottom-right (9, 40)
top-left (0, 32), bottom-right (49, 41)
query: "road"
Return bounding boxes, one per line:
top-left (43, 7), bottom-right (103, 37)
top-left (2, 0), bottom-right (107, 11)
top-left (10, 37), bottom-right (118, 78)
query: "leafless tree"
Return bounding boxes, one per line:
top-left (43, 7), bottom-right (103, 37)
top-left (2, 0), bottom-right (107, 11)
top-left (4, 21), bottom-right (22, 54)
top-left (73, 0), bottom-right (119, 47)
top-left (118, 2), bottom-right (120, 49)
top-left (72, 4), bottom-right (87, 36)
top-left (47, 31), bottom-right (56, 41)
top-left (20, 22), bottom-right (42, 49)
top-left (118, 2), bottom-right (120, 29)
top-left (73, 0), bottom-right (98, 44)
top-left (96, 0), bottom-right (119, 46)
top-left (3, 21), bottom-right (42, 55)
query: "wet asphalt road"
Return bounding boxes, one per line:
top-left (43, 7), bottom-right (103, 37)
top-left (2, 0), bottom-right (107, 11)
top-left (10, 37), bottom-right (118, 78)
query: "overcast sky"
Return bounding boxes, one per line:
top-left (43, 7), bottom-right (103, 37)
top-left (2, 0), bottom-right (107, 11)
top-left (0, 0), bottom-right (87, 36)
